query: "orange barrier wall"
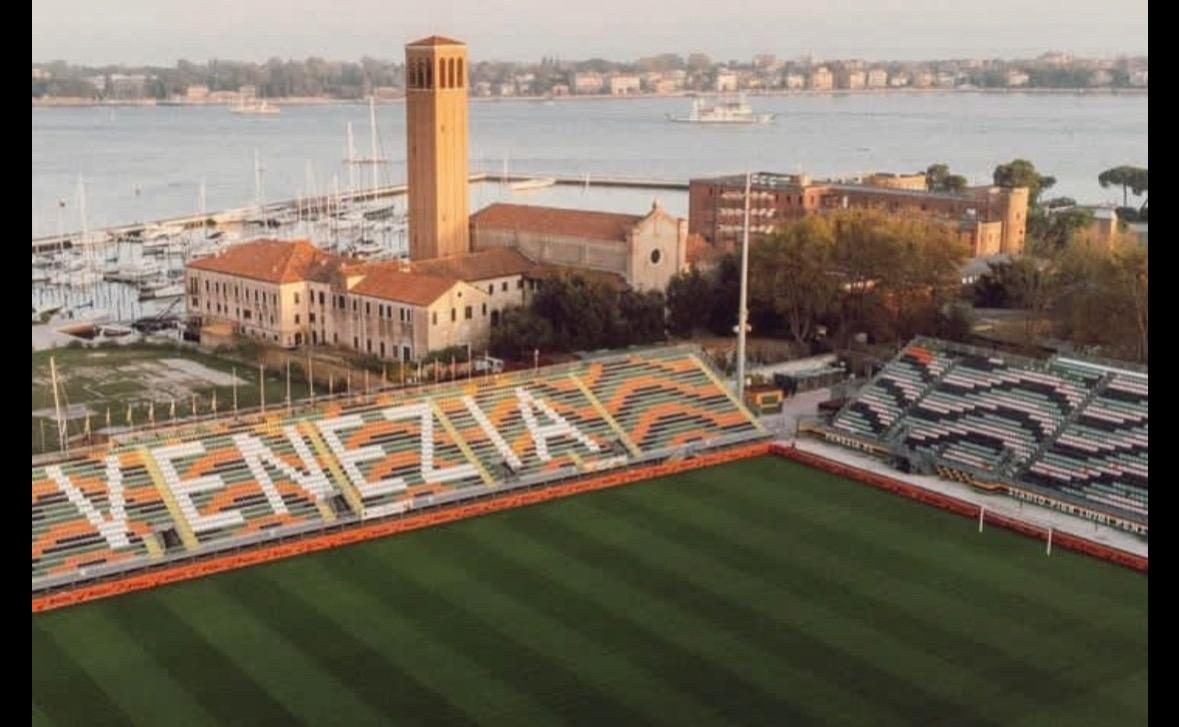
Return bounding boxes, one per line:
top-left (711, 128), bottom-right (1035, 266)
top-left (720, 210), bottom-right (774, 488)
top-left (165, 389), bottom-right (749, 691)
top-left (770, 443), bottom-right (1147, 574)
top-left (32, 442), bottom-right (771, 613)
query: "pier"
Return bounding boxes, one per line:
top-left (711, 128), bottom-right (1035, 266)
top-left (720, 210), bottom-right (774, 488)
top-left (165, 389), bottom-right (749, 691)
top-left (31, 172), bottom-right (689, 252)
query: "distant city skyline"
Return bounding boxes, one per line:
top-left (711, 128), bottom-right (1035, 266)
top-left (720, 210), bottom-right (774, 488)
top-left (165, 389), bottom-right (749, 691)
top-left (32, 0), bottom-right (1147, 66)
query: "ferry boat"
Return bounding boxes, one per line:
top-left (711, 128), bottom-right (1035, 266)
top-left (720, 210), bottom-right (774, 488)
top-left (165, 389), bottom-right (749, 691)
top-left (231, 99), bottom-right (280, 115)
top-left (666, 95), bottom-right (774, 125)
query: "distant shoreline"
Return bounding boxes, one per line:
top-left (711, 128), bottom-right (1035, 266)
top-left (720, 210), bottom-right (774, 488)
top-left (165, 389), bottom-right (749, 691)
top-left (32, 86), bottom-right (1148, 108)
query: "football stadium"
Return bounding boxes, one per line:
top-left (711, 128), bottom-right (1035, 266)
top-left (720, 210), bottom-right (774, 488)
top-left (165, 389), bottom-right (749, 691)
top-left (32, 343), bottom-right (1147, 724)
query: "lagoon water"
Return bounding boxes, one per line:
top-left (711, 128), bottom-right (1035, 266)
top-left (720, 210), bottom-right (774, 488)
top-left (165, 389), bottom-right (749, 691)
top-left (31, 92), bottom-right (1146, 237)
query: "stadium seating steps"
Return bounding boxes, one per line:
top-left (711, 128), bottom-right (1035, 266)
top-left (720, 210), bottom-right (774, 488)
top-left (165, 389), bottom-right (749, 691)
top-left (32, 347), bottom-right (763, 585)
top-left (831, 338), bottom-right (1147, 520)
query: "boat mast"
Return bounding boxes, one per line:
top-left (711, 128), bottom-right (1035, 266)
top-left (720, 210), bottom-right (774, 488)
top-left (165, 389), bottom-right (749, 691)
top-left (369, 96), bottom-right (379, 198)
top-left (254, 149), bottom-right (264, 211)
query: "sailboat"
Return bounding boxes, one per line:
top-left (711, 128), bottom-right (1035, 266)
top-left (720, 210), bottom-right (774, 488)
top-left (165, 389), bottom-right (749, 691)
top-left (343, 98), bottom-right (388, 165)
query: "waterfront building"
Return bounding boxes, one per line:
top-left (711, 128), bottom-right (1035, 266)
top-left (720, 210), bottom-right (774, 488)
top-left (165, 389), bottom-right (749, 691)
top-left (688, 172), bottom-right (1029, 257)
top-left (809, 66), bottom-right (834, 90)
top-left (470, 201), bottom-right (688, 292)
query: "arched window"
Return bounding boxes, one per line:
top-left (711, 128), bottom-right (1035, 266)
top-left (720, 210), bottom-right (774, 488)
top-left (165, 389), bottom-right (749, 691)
top-left (425, 60), bottom-right (432, 89)
top-left (448, 57), bottom-right (456, 89)
top-left (456, 58), bottom-right (464, 87)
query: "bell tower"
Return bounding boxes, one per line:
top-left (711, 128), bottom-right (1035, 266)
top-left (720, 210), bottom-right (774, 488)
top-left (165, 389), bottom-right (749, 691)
top-left (405, 35), bottom-right (470, 261)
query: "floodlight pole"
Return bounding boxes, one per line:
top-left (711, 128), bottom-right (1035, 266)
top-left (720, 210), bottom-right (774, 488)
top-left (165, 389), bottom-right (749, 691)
top-left (736, 170), bottom-right (752, 402)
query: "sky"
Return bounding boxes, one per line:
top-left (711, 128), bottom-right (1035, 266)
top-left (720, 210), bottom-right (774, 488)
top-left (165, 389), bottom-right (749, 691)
top-left (32, 0), bottom-right (1148, 66)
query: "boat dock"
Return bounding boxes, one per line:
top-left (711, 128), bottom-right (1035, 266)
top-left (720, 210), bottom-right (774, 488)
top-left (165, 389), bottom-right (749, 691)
top-left (31, 172), bottom-right (690, 252)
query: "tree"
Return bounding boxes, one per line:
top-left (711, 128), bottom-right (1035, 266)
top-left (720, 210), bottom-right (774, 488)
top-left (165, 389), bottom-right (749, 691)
top-left (1028, 207), bottom-right (1094, 253)
top-left (926, 163), bottom-right (968, 193)
top-left (706, 254), bottom-right (742, 336)
top-left (618, 290), bottom-right (666, 345)
top-left (665, 268), bottom-right (712, 337)
top-left (1052, 237), bottom-right (1147, 362)
top-left (1098, 166), bottom-right (1148, 211)
top-left (488, 307), bottom-right (553, 360)
top-left (993, 159), bottom-right (1056, 207)
top-left (750, 216), bottom-right (840, 345)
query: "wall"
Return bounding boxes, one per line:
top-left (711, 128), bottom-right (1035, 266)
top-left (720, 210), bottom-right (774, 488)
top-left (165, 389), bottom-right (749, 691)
top-left (627, 213), bottom-right (688, 292)
top-left (186, 270), bottom-right (299, 346)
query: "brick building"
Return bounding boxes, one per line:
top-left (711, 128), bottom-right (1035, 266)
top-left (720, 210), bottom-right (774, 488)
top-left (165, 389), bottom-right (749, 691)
top-left (688, 172), bottom-right (1029, 257)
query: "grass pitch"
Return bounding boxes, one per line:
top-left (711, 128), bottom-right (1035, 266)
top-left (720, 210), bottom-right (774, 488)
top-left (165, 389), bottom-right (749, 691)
top-left (31, 456), bottom-right (1147, 726)
top-left (31, 344), bottom-right (311, 455)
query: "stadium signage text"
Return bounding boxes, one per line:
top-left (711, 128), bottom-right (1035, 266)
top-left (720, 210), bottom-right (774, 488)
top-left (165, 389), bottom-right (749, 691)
top-left (41, 386), bottom-right (603, 549)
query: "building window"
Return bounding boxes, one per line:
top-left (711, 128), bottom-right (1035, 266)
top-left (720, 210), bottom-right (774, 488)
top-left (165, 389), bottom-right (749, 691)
top-left (451, 308), bottom-right (456, 322)
top-left (318, 291), bottom-right (324, 305)
top-left (333, 333), bottom-right (338, 344)
top-left (464, 306), bottom-right (472, 320)
top-left (650, 249), bottom-right (662, 264)
top-left (457, 58), bottom-right (464, 87)
top-left (294, 292), bottom-right (300, 304)
top-left (294, 314), bottom-right (300, 324)
top-left (367, 340), bottom-right (372, 353)
top-left (432, 311), bottom-right (438, 325)
top-left (482, 303), bottom-right (487, 316)
top-left (354, 337), bottom-right (359, 349)
top-left (365, 302), bottom-right (371, 316)
top-left (309, 312), bottom-right (316, 323)
top-left (517, 280), bottom-right (523, 289)
top-left (204, 280), bottom-right (209, 292)
top-left (488, 284), bottom-right (494, 294)
top-left (502, 281), bottom-right (509, 292)
top-left (352, 300), bottom-right (357, 311)
top-left (243, 309), bottom-right (252, 320)
top-left (380, 342), bottom-right (386, 357)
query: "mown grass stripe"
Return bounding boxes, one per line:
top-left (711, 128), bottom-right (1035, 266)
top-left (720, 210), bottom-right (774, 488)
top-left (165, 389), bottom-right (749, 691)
top-left (601, 481), bottom-right (1136, 725)
top-left (715, 458), bottom-right (1143, 616)
top-left (39, 606), bottom-right (218, 726)
top-left (352, 543), bottom-right (663, 727)
top-left (529, 501), bottom-right (996, 726)
top-left (264, 555), bottom-right (564, 726)
top-left (215, 568), bottom-right (471, 725)
top-left (430, 522), bottom-right (793, 726)
top-left (147, 574), bottom-right (388, 727)
top-left (102, 595), bottom-right (302, 727)
top-left (678, 459), bottom-right (1147, 644)
top-left (32, 621), bottom-right (134, 727)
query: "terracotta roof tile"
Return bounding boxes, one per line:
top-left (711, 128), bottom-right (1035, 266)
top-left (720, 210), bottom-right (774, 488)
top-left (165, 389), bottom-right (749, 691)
top-left (187, 239), bottom-right (342, 284)
top-left (411, 247), bottom-right (540, 281)
top-left (407, 35), bottom-right (466, 47)
top-left (529, 265), bottom-right (629, 292)
top-left (470, 203), bottom-right (643, 242)
top-left (349, 264), bottom-right (460, 306)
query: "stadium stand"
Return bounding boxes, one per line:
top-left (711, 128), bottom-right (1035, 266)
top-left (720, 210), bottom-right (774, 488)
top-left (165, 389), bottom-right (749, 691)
top-left (828, 338), bottom-right (1148, 531)
top-left (32, 346), bottom-right (764, 590)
